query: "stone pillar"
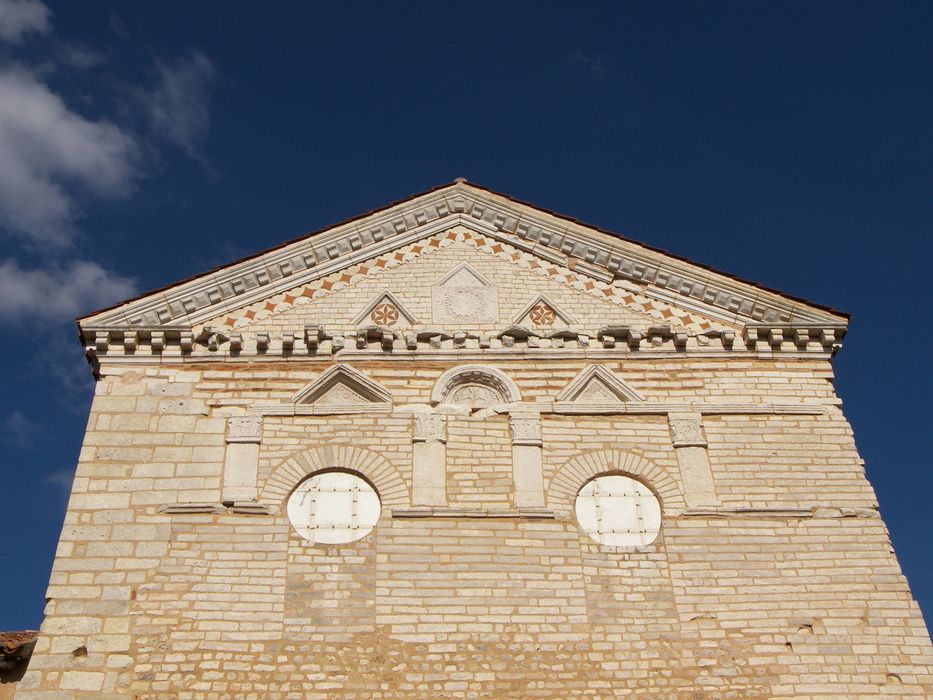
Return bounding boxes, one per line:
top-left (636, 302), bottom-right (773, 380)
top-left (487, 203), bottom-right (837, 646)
top-left (668, 412), bottom-right (719, 507)
top-left (412, 413), bottom-right (447, 506)
top-left (223, 415), bottom-right (262, 503)
top-left (509, 412), bottom-right (545, 508)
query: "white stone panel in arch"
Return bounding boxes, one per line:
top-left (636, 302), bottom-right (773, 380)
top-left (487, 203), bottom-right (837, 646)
top-left (431, 365), bottom-right (522, 406)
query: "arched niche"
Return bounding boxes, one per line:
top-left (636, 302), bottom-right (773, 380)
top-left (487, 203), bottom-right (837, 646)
top-left (431, 365), bottom-right (522, 406)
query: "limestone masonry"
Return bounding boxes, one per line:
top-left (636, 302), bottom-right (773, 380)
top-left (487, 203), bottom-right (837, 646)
top-left (14, 181), bottom-right (933, 697)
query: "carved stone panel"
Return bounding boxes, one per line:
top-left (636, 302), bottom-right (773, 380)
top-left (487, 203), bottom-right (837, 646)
top-left (432, 366), bottom-right (522, 406)
top-left (509, 413), bottom-right (542, 447)
top-left (432, 263), bottom-right (499, 324)
top-left (227, 416), bottom-right (262, 444)
top-left (412, 413), bottom-right (447, 443)
top-left (668, 413), bottom-right (707, 448)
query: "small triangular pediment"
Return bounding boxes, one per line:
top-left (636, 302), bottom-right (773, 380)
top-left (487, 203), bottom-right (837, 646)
top-left (555, 365), bottom-right (644, 404)
top-left (511, 294), bottom-right (576, 329)
top-left (435, 263), bottom-right (491, 288)
top-left (292, 365), bottom-right (392, 405)
top-left (351, 290), bottom-right (419, 328)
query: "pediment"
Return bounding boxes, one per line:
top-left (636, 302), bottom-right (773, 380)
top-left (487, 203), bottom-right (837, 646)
top-left (351, 290), bottom-right (419, 328)
top-left (293, 365), bottom-right (391, 406)
top-left (435, 263), bottom-right (492, 288)
top-left (555, 365), bottom-right (644, 405)
top-left (77, 180), bottom-right (847, 341)
top-left (511, 294), bottom-right (575, 329)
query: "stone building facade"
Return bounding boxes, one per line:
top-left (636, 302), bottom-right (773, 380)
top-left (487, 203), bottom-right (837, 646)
top-left (14, 181), bottom-right (933, 697)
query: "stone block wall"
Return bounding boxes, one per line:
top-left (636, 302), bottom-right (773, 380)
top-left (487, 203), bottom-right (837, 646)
top-left (15, 357), bottom-right (933, 698)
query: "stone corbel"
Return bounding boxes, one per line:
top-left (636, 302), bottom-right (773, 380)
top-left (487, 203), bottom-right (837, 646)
top-left (411, 412), bottom-right (447, 507)
top-left (668, 412), bottom-right (719, 507)
top-left (509, 412), bottom-right (545, 508)
top-left (222, 415), bottom-right (262, 503)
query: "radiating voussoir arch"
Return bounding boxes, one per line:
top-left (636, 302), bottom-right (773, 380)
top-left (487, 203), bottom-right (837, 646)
top-left (260, 445), bottom-right (410, 512)
top-left (546, 449), bottom-right (685, 513)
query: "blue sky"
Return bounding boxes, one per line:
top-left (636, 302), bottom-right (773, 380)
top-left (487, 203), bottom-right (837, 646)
top-left (0, 1), bottom-right (930, 631)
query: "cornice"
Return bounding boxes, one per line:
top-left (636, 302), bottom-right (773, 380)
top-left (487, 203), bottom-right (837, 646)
top-left (80, 321), bottom-right (845, 377)
top-left (78, 183), bottom-right (846, 332)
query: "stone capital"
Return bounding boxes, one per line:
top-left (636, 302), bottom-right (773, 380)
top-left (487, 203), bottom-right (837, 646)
top-left (668, 412), bottom-right (706, 448)
top-left (226, 415), bottom-right (262, 444)
top-left (412, 412), bottom-right (446, 443)
top-left (509, 412), bottom-right (542, 447)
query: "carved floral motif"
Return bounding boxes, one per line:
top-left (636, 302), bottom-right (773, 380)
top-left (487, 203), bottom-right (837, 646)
top-left (370, 302), bottom-right (400, 326)
top-left (433, 366), bottom-right (521, 406)
top-left (315, 383), bottom-right (366, 405)
top-left (448, 383), bottom-right (501, 405)
top-left (528, 302), bottom-right (557, 327)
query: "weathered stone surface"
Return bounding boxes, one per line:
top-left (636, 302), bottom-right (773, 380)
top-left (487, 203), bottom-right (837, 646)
top-left (18, 186), bottom-right (932, 698)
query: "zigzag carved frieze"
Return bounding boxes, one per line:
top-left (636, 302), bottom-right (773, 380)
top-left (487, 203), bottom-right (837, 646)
top-left (206, 229), bottom-right (719, 334)
top-left (79, 183), bottom-right (845, 330)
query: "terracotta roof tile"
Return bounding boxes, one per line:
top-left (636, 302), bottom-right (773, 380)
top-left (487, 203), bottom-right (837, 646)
top-left (0, 630), bottom-right (37, 656)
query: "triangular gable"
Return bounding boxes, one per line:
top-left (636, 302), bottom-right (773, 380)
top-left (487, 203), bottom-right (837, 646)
top-left (78, 180), bottom-right (847, 333)
top-left (555, 365), bottom-right (644, 405)
top-left (293, 365), bottom-right (391, 406)
top-left (434, 262), bottom-right (492, 288)
top-left (351, 290), bottom-right (420, 327)
top-left (510, 294), bottom-right (576, 328)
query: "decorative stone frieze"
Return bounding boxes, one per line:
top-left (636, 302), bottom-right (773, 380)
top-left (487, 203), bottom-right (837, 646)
top-left (81, 321), bottom-right (847, 362)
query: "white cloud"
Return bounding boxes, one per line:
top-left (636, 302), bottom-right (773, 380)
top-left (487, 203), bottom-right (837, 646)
top-left (0, 257), bottom-right (138, 321)
top-left (0, 66), bottom-right (140, 246)
top-left (0, 0), bottom-right (50, 44)
top-left (141, 51), bottom-right (215, 162)
top-left (567, 49), bottom-right (610, 80)
top-left (1, 409), bottom-right (47, 449)
top-left (45, 468), bottom-right (75, 499)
